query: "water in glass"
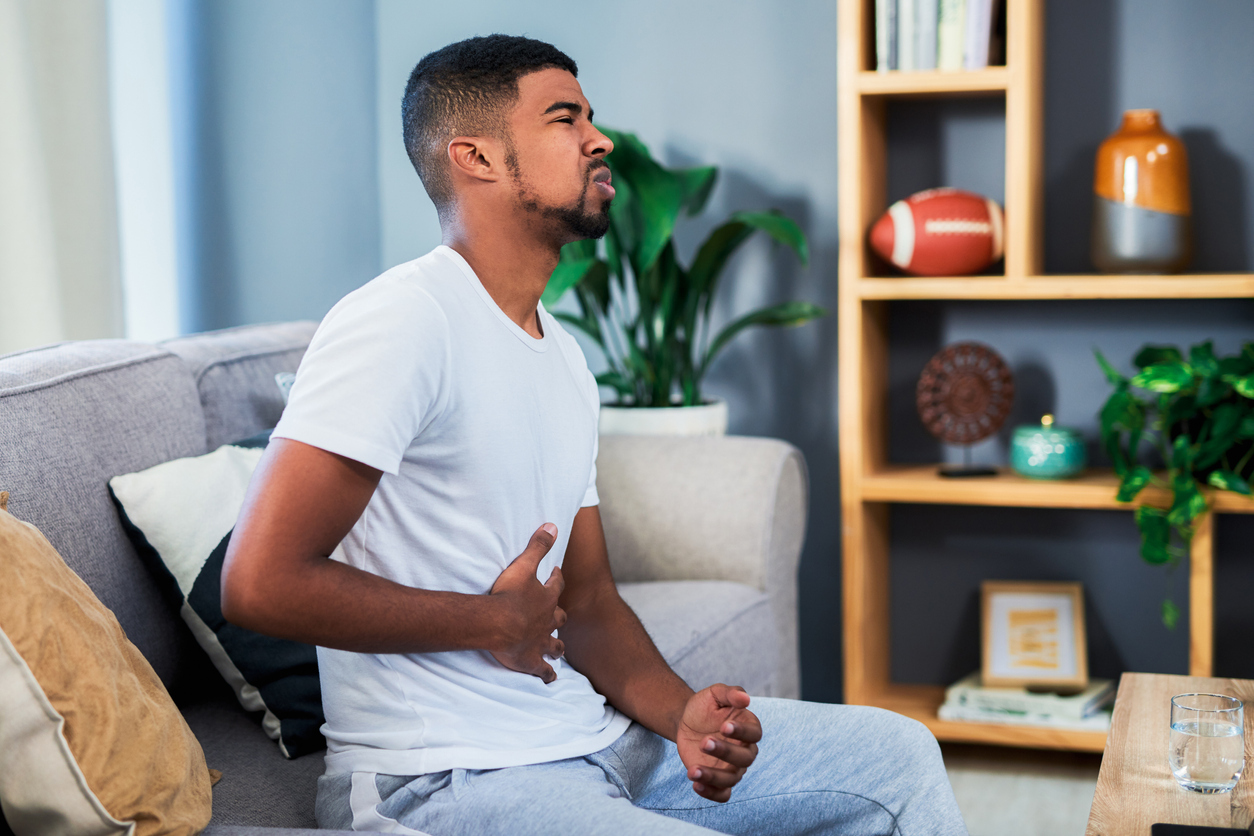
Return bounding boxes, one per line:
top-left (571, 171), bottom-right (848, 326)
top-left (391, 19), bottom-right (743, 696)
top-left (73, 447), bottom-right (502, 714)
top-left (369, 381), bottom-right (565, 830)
top-left (1169, 693), bottom-right (1245, 794)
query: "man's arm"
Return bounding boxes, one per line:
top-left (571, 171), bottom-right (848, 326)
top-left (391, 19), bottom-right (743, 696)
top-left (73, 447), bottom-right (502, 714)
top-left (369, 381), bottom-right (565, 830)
top-left (221, 437), bottom-right (567, 681)
top-left (559, 506), bottom-right (762, 802)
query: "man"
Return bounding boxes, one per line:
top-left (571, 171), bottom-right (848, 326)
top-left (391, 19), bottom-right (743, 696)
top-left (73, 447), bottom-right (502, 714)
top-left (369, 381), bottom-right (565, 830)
top-left (222, 34), bottom-right (967, 835)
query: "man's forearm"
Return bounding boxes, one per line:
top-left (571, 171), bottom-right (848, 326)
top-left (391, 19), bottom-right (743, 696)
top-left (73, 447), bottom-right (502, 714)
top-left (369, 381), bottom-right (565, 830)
top-left (560, 587), bottom-right (694, 742)
top-left (221, 438), bottom-right (564, 669)
top-left (222, 550), bottom-right (512, 654)
top-left (221, 438), bottom-right (512, 654)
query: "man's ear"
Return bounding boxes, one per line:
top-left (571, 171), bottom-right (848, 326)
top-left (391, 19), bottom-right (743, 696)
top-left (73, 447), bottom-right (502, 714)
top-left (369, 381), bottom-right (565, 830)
top-left (447, 136), bottom-right (505, 184)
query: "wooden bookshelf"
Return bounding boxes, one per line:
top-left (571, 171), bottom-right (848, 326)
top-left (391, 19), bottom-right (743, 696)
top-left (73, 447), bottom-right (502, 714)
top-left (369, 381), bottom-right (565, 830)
top-left (856, 274), bottom-right (1254, 300)
top-left (837, 0), bottom-right (1254, 752)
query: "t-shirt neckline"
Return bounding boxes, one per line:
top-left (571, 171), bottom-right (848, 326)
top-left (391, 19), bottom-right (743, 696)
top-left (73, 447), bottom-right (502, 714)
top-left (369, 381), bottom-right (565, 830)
top-left (438, 245), bottom-right (549, 353)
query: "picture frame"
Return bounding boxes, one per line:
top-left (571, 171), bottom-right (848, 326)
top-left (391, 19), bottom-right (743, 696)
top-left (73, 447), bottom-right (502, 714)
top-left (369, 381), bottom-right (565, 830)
top-left (981, 581), bottom-right (1088, 691)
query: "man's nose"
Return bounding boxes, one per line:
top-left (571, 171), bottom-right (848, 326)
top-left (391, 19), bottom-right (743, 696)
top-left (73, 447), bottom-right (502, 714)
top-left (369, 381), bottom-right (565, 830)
top-left (588, 129), bottom-right (613, 158)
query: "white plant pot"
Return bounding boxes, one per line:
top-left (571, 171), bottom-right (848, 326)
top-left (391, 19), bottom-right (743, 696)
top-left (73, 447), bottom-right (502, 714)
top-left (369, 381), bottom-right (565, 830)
top-left (598, 400), bottom-right (728, 437)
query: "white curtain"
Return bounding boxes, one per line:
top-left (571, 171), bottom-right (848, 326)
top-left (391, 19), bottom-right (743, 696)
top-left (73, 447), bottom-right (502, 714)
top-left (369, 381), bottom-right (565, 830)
top-left (0, 0), bottom-right (123, 355)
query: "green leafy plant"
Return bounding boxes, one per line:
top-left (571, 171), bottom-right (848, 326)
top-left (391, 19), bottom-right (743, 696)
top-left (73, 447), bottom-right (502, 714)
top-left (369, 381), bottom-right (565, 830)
top-left (1096, 340), bottom-right (1254, 627)
top-left (542, 127), bottom-right (826, 407)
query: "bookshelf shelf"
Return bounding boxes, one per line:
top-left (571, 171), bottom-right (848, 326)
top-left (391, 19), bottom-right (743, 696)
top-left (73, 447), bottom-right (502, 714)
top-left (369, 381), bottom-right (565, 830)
top-left (857, 67), bottom-right (1009, 97)
top-left (838, 0), bottom-right (1253, 752)
top-left (861, 466), bottom-right (1254, 514)
top-left (875, 684), bottom-right (1108, 752)
top-left (856, 274), bottom-right (1254, 300)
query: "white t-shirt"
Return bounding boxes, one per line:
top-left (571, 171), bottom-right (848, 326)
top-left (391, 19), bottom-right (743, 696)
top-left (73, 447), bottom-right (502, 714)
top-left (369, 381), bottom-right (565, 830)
top-left (272, 245), bottom-right (630, 777)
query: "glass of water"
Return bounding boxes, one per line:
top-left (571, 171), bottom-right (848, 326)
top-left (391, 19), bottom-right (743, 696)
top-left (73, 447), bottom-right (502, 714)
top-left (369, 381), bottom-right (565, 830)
top-left (1169, 693), bottom-right (1245, 793)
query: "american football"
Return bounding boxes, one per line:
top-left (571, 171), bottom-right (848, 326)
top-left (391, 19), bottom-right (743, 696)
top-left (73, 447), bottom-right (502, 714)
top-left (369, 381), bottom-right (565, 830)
top-left (868, 188), bottom-right (1004, 276)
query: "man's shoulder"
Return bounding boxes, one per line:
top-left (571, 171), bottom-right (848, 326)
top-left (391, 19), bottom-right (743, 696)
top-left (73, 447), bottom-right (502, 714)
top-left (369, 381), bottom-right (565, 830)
top-left (326, 249), bottom-right (460, 326)
top-left (355, 248), bottom-right (459, 300)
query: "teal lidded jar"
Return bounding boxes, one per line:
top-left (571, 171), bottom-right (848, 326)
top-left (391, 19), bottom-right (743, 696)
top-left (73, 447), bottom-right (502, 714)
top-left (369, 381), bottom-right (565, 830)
top-left (1011, 415), bottom-right (1088, 479)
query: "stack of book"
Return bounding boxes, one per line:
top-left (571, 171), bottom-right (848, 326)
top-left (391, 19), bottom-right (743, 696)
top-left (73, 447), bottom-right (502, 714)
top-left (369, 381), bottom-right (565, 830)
top-left (938, 672), bottom-right (1115, 731)
top-left (875, 0), bottom-right (1005, 73)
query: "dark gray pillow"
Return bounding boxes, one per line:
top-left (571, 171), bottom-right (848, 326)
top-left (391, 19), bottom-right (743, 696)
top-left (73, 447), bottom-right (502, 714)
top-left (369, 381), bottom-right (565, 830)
top-left (108, 430), bottom-right (324, 758)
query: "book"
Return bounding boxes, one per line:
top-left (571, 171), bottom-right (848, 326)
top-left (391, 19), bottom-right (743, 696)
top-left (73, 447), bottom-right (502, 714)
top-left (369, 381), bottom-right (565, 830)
top-left (937, 0), bottom-right (964, 70)
top-left (876, 0), bottom-right (897, 71)
top-left (943, 672), bottom-right (1116, 721)
top-left (987, 0), bottom-right (1006, 65)
top-left (938, 703), bottom-right (1113, 731)
top-left (963, 0), bottom-right (995, 69)
top-left (899, 0), bottom-right (916, 71)
top-left (917, 0), bottom-right (939, 70)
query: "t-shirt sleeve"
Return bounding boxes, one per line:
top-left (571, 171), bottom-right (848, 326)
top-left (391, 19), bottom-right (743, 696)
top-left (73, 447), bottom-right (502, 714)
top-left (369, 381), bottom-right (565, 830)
top-left (272, 282), bottom-right (449, 475)
top-left (580, 366), bottom-right (601, 508)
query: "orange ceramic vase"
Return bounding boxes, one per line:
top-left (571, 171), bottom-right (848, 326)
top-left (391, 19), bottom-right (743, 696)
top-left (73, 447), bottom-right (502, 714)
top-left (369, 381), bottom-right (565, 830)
top-left (1091, 109), bottom-right (1192, 273)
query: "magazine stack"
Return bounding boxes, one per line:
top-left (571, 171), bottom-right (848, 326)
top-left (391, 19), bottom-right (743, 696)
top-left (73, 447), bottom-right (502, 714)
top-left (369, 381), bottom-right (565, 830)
top-left (939, 672), bottom-right (1115, 731)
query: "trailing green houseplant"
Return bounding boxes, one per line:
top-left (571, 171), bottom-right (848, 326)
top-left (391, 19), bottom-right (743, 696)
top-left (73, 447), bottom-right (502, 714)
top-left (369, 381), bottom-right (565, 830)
top-left (542, 127), bottom-right (825, 407)
top-left (1096, 340), bottom-right (1254, 627)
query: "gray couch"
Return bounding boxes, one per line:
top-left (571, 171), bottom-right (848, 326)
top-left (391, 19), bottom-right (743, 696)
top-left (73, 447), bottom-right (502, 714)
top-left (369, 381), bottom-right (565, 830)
top-left (0, 322), bottom-right (808, 834)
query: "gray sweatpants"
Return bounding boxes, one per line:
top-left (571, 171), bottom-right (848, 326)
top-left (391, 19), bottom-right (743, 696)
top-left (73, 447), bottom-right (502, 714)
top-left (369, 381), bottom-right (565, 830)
top-left (315, 697), bottom-right (968, 835)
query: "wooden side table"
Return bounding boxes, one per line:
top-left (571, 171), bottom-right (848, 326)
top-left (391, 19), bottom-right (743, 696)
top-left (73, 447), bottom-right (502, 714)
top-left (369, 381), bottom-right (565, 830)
top-left (1087, 673), bottom-right (1254, 834)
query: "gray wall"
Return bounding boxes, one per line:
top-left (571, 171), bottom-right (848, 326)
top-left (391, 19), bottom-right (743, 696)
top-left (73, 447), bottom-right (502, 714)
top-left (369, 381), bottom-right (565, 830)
top-left (178, 0), bottom-right (380, 332)
top-left (187, 0), bottom-right (1254, 702)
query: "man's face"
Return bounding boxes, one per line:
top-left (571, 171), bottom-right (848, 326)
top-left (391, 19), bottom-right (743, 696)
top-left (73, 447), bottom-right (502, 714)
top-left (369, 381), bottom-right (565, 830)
top-left (504, 68), bottom-right (615, 241)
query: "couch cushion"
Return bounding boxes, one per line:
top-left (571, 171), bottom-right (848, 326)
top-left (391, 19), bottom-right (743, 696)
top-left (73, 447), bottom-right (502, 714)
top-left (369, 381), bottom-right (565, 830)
top-left (618, 580), bottom-right (779, 697)
top-left (0, 340), bottom-right (209, 690)
top-left (162, 322), bottom-right (317, 450)
top-left (183, 698), bottom-right (324, 830)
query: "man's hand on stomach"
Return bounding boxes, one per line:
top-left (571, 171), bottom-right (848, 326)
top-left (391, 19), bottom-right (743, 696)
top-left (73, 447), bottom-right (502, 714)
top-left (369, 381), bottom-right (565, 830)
top-left (488, 523), bottom-right (567, 684)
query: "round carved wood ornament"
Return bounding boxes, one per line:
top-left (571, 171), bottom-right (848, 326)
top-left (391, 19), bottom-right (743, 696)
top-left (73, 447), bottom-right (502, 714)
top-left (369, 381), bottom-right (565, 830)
top-left (916, 342), bottom-right (1015, 445)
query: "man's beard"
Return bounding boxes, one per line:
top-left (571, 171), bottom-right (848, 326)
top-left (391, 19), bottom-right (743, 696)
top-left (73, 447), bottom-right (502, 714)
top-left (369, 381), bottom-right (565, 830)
top-left (512, 160), bottom-right (612, 240)
top-left (545, 195), bottom-right (612, 240)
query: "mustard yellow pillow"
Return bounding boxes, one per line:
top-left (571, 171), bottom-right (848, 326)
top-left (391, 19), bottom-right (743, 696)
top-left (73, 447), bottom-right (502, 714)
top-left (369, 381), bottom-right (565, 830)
top-left (0, 492), bottom-right (213, 836)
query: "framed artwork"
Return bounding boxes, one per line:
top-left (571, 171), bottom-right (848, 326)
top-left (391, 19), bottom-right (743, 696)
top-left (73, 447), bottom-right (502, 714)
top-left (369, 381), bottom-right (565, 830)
top-left (981, 581), bottom-right (1088, 691)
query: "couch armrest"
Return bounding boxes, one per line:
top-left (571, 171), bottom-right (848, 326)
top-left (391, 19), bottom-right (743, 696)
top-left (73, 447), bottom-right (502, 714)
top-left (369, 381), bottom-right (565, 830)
top-left (595, 435), bottom-right (808, 698)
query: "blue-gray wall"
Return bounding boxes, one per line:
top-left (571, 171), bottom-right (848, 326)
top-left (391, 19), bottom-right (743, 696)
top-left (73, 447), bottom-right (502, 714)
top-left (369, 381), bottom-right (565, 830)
top-left (178, 0), bottom-right (380, 332)
top-left (184, 0), bottom-right (1254, 703)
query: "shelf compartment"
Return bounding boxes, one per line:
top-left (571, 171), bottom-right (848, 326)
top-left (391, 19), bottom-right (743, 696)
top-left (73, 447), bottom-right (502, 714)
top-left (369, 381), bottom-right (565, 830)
top-left (856, 274), bottom-right (1254, 300)
top-left (861, 465), bottom-right (1254, 514)
top-left (857, 68), bottom-right (1010, 97)
top-left (868, 684), bottom-right (1108, 752)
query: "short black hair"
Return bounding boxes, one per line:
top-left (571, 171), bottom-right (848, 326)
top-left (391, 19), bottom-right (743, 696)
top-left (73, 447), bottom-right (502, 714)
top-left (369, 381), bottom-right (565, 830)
top-left (402, 35), bottom-right (578, 217)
